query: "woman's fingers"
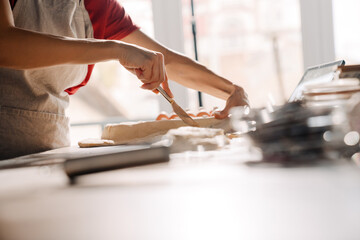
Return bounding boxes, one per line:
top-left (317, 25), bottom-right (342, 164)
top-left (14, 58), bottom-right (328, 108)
top-left (119, 44), bottom-right (171, 93)
top-left (134, 68), bottom-right (143, 79)
top-left (214, 105), bottom-right (231, 119)
top-left (141, 81), bottom-right (162, 90)
top-left (149, 55), bottom-right (159, 84)
top-left (139, 53), bottom-right (167, 90)
top-left (158, 53), bottom-right (165, 85)
top-left (161, 74), bottom-right (174, 98)
top-left (214, 86), bottom-right (249, 119)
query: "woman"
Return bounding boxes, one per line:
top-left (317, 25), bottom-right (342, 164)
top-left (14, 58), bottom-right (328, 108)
top-left (0, 0), bottom-right (249, 159)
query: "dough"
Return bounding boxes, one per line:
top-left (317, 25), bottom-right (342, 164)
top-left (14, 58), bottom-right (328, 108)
top-left (101, 117), bottom-right (230, 145)
top-left (164, 126), bottom-right (229, 153)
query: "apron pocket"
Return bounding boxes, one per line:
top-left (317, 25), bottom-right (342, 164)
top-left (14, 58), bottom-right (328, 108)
top-left (0, 106), bottom-right (70, 160)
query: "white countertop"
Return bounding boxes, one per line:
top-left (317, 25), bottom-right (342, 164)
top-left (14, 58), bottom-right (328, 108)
top-left (0, 141), bottom-right (359, 240)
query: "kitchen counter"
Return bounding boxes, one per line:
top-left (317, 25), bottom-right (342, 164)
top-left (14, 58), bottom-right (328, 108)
top-left (0, 142), bottom-right (359, 240)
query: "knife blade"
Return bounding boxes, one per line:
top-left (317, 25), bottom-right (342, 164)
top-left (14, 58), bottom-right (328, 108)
top-left (157, 86), bottom-right (199, 127)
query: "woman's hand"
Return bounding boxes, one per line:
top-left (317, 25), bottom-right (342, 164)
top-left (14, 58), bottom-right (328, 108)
top-left (118, 43), bottom-right (173, 97)
top-left (214, 85), bottom-right (249, 119)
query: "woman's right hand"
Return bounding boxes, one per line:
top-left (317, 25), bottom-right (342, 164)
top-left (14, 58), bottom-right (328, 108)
top-left (117, 43), bottom-right (173, 98)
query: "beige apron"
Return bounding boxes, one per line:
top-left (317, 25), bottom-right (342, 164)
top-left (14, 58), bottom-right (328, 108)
top-left (0, 0), bottom-right (93, 159)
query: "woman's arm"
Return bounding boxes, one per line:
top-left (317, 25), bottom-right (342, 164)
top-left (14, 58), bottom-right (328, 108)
top-left (121, 29), bottom-right (249, 118)
top-left (0, 0), bottom-right (170, 93)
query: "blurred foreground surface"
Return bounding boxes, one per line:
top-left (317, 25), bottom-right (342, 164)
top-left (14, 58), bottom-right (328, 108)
top-left (0, 144), bottom-right (359, 240)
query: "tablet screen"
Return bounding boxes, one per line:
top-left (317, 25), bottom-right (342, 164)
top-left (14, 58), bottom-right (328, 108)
top-left (288, 60), bottom-right (345, 102)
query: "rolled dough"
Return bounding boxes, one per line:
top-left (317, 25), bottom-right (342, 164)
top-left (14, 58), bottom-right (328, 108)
top-left (101, 117), bottom-right (230, 145)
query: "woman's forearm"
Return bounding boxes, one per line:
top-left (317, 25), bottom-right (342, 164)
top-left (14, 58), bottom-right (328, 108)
top-left (0, 0), bottom-right (177, 95)
top-left (165, 51), bottom-right (236, 100)
top-left (0, 26), bottom-right (122, 69)
top-left (121, 29), bottom-right (239, 100)
top-left (0, 0), bottom-right (124, 69)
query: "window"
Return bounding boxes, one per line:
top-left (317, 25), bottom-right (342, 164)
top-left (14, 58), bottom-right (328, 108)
top-left (181, 0), bottom-right (303, 108)
top-left (333, 0), bottom-right (360, 64)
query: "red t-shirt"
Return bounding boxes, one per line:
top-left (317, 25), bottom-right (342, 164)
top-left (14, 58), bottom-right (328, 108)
top-left (9, 0), bottom-right (140, 95)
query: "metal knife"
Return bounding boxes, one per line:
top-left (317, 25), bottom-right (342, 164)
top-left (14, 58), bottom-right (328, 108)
top-left (157, 87), bottom-right (199, 127)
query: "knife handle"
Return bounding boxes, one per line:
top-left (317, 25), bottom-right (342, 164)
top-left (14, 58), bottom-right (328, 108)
top-left (157, 87), bottom-right (174, 104)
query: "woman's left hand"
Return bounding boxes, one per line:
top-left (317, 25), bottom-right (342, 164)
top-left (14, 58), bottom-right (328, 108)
top-left (214, 85), bottom-right (249, 119)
